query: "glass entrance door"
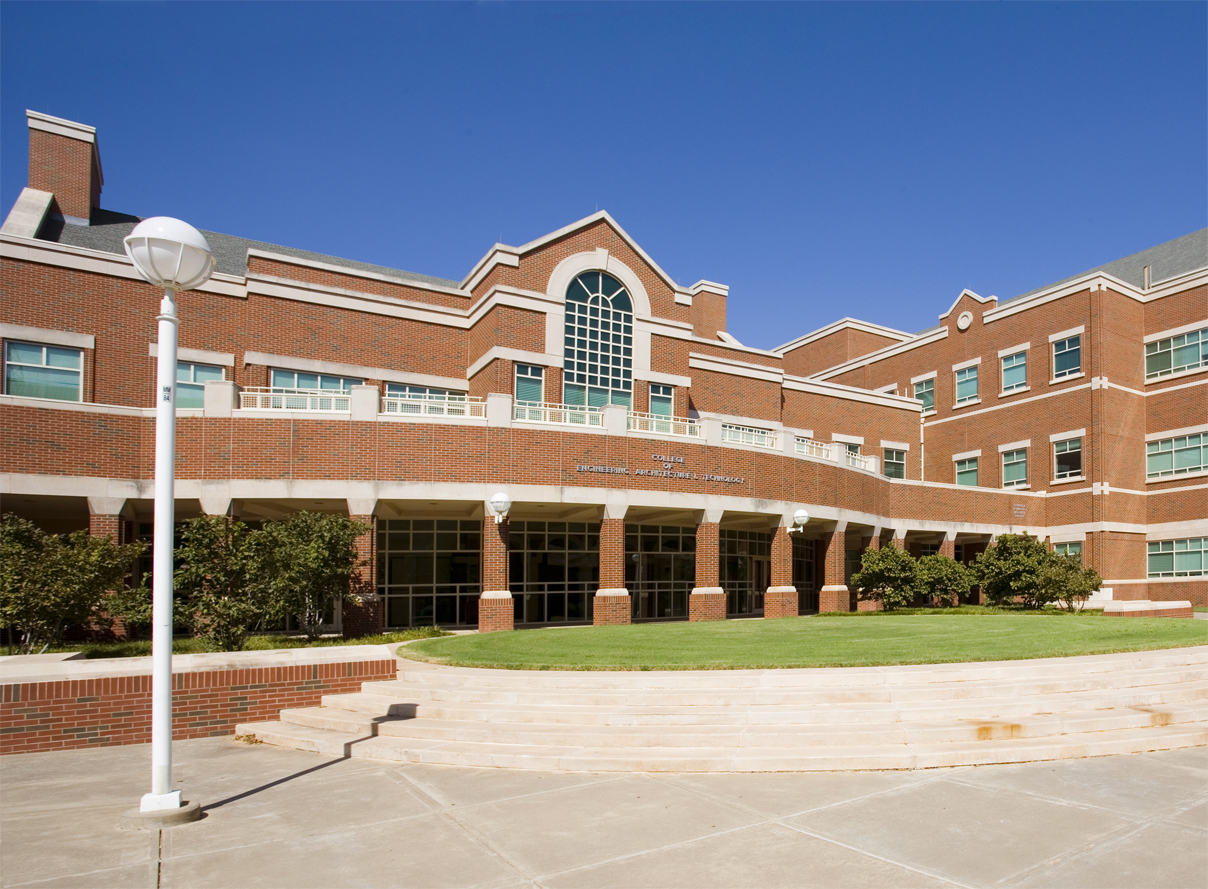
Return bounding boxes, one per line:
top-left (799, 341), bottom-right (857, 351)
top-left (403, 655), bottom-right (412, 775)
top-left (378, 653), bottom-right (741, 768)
top-left (721, 529), bottom-right (771, 616)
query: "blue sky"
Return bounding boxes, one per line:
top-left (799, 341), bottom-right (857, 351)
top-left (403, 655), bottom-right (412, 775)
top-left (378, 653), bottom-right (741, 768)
top-left (2, 2), bottom-right (1204, 348)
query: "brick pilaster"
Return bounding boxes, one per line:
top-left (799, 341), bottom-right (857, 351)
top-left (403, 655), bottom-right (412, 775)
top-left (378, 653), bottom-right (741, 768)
top-left (343, 515), bottom-right (382, 637)
top-left (479, 515), bottom-right (513, 632)
top-left (88, 513), bottom-right (124, 543)
top-left (594, 517), bottom-right (630, 626)
top-left (765, 525), bottom-right (797, 619)
top-left (690, 520), bottom-right (725, 621)
top-left (855, 534), bottom-right (882, 611)
top-left (818, 530), bottom-right (851, 612)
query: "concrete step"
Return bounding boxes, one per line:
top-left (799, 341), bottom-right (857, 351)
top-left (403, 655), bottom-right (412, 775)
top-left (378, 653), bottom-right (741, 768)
top-left (235, 721), bottom-right (370, 758)
top-left (361, 674), bottom-right (1208, 708)
top-left (393, 648), bottom-right (1208, 690)
top-left (337, 722), bottom-right (1208, 772)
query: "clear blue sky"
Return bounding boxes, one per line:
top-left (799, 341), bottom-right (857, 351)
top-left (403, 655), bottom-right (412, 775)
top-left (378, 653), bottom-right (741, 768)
top-left (3, 2), bottom-right (1204, 348)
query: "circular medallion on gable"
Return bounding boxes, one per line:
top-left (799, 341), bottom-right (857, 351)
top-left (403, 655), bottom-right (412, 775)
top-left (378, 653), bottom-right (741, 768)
top-left (957, 311), bottom-right (973, 331)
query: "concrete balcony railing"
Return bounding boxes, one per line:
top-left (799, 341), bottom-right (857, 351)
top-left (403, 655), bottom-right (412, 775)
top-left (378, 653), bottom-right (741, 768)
top-left (627, 411), bottom-right (701, 439)
top-left (720, 422), bottom-right (777, 449)
top-left (239, 387), bottom-right (351, 412)
top-left (381, 394), bottom-right (486, 419)
top-left (794, 437), bottom-right (834, 460)
top-left (513, 401), bottom-right (603, 428)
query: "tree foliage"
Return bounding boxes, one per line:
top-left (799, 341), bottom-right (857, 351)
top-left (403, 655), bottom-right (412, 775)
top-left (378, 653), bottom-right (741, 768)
top-left (916, 554), bottom-right (972, 607)
top-left (253, 512), bottom-right (368, 640)
top-left (174, 515), bottom-right (266, 651)
top-left (971, 534), bottom-right (1050, 608)
top-left (849, 545), bottom-right (919, 611)
top-left (0, 514), bottom-right (145, 654)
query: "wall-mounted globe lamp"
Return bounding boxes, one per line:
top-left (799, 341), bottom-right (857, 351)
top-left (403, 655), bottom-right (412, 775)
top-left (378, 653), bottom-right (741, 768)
top-left (790, 509), bottom-right (810, 533)
top-left (489, 492), bottom-right (512, 523)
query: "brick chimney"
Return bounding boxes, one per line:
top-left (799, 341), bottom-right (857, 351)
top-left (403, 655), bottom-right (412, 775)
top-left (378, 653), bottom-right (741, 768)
top-left (689, 280), bottom-right (729, 340)
top-left (26, 111), bottom-right (103, 223)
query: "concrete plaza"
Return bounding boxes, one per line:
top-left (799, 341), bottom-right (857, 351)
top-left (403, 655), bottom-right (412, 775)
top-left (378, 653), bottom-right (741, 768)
top-left (1, 737), bottom-right (1205, 889)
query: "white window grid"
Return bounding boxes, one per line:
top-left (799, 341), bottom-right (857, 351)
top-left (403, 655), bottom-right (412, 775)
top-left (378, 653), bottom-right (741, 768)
top-left (1053, 336), bottom-right (1081, 379)
top-left (954, 366), bottom-right (978, 403)
top-left (883, 449), bottom-right (906, 479)
top-left (176, 361), bottom-right (224, 410)
top-left (3, 340), bottom-right (83, 402)
top-left (914, 378), bottom-right (935, 413)
top-left (1054, 437), bottom-right (1083, 480)
top-left (1053, 542), bottom-right (1082, 560)
top-left (721, 423), bottom-right (777, 449)
top-left (563, 272), bottom-right (633, 404)
top-left (1001, 351), bottom-right (1027, 392)
top-left (956, 458), bottom-right (978, 486)
top-left (514, 364), bottom-right (544, 405)
top-left (1146, 327), bottom-right (1206, 380)
top-left (269, 369), bottom-right (361, 393)
top-left (649, 384), bottom-right (673, 417)
top-left (1147, 538), bottom-right (1206, 578)
top-left (1002, 449), bottom-right (1028, 487)
top-left (1146, 433), bottom-right (1206, 479)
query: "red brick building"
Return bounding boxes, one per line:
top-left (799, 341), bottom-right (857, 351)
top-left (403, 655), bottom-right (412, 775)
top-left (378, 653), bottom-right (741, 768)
top-left (3, 111), bottom-right (1205, 632)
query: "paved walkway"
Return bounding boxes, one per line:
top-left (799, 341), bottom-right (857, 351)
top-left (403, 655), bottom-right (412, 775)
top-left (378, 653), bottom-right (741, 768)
top-left (2, 738), bottom-right (1205, 888)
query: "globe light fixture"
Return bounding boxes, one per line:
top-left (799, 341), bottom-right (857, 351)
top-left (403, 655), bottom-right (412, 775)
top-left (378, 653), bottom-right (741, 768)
top-left (122, 217), bottom-right (213, 825)
top-left (791, 509), bottom-right (810, 533)
top-left (489, 492), bottom-right (512, 523)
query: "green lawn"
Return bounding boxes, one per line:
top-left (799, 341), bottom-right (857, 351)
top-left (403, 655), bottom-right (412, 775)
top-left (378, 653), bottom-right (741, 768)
top-left (401, 609), bottom-right (1208, 671)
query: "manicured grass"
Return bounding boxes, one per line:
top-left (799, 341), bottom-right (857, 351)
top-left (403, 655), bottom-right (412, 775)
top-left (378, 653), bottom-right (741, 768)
top-left (43, 626), bottom-right (449, 659)
top-left (401, 609), bottom-right (1208, 671)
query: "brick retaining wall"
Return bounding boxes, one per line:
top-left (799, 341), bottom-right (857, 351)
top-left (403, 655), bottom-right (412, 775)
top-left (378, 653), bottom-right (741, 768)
top-left (0, 649), bottom-right (397, 755)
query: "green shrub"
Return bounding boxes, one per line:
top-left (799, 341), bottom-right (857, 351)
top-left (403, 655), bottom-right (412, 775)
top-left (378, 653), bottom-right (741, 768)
top-left (1040, 554), bottom-right (1102, 612)
top-left (850, 545), bottom-right (919, 611)
top-left (917, 554), bottom-right (972, 607)
top-left (175, 515), bottom-right (267, 651)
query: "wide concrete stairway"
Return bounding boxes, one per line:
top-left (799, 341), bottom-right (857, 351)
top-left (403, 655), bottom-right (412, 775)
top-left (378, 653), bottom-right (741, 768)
top-left (236, 646), bottom-right (1208, 771)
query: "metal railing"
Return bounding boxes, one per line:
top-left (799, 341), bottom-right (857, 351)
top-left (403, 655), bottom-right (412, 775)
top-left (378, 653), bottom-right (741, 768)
top-left (513, 401), bottom-right (603, 427)
top-left (239, 387), bottom-right (350, 411)
top-left (721, 423), bottom-right (777, 449)
top-left (381, 394), bottom-right (486, 418)
top-left (795, 437), bottom-right (834, 460)
top-left (628, 411), bottom-right (701, 438)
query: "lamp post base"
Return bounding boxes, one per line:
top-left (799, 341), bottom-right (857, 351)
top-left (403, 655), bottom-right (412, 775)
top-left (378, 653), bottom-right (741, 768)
top-left (120, 800), bottom-right (201, 830)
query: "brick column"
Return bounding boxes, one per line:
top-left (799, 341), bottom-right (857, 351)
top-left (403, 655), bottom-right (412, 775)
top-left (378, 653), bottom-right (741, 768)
top-left (343, 514), bottom-right (383, 637)
top-left (765, 524), bottom-right (797, 619)
top-left (479, 514), bottom-right (513, 632)
top-left (594, 515), bottom-right (631, 626)
top-left (818, 529), bottom-right (851, 612)
top-left (87, 496), bottom-right (129, 543)
top-left (855, 534), bottom-right (881, 611)
top-left (690, 520), bottom-right (725, 621)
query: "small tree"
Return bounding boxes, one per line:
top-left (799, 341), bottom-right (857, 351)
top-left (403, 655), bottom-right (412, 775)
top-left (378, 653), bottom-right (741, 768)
top-left (0, 514), bottom-right (145, 654)
top-left (175, 515), bottom-right (265, 651)
top-left (253, 512), bottom-right (368, 640)
top-left (849, 545), bottom-right (919, 611)
top-left (972, 534), bottom-right (1050, 608)
top-left (917, 554), bottom-right (972, 607)
top-left (1040, 554), bottom-right (1102, 612)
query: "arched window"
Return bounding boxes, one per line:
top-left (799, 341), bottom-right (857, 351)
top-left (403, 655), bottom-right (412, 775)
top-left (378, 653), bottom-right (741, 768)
top-left (563, 272), bottom-right (633, 408)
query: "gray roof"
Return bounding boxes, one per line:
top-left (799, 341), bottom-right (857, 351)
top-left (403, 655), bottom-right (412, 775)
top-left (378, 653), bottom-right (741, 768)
top-left (39, 209), bottom-right (462, 290)
top-left (1005, 228), bottom-right (1207, 304)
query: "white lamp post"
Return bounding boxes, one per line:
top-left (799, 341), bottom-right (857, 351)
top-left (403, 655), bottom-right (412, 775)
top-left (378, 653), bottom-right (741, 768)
top-left (122, 217), bottom-right (214, 825)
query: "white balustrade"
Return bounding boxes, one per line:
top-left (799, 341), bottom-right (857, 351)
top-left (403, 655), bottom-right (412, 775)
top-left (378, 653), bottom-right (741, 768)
top-left (239, 387), bottom-right (350, 412)
top-left (844, 450), bottom-right (873, 471)
top-left (628, 411), bottom-right (701, 438)
top-left (381, 394), bottom-right (486, 418)
top-left (795, 437), bottom-right (834, 460)
top-left (513, 401), bottom-right (603, 427)
top-left (721, 423), bottom-right (777, 449)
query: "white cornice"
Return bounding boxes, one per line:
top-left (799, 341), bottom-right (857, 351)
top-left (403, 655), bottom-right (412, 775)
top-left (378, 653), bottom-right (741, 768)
top-left (245, 248), bottom-right (469, 299)
top-left (467, 347), bottom-right (561, 379)
top-left (462, 247), bottom-right (520, 292)
top-left (2, 234), bottom-right (246, 298)
top-left (938, 289), bottom-right (996, 321)
top-left (773, 317), bottom-right (912, 354)
top-left (27, 110), bottom-right (95, 143)
top-left (689, 352), bottom-right (783, 383)
top-left (811, 326), bottom-right (950, 381)
top-left (782, 375), bottom-right (923, 411)
top-left (985, 269), bottom-right (1208, 324)
top-left (1, 323), bottom-right (94, 350)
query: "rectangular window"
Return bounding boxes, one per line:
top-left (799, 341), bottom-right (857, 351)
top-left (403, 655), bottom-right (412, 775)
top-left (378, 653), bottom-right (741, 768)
top-left (270, 369), bottom-right (361, 392)
top-left (1147, 538), bottom-right (1206, 578)
top-left (1053, 336), bottom-right (1081, 379)
top-left (515, 364), bottom-right (544, 405)
top-left (1146, 327), bottom-right (1207, 380)
top-left (176, 362), bottom-right (224, 410)
top-left (913, 378), bottom-right (935, 413)
top-left (1054, 438), bottom-right (1082, 480)
top-left (3, 340), bottom-right (83, 402)
top-left (1146, 433), bottom-right (1206, 479)
top-left (1001, 351), bottom-right (1027, 392)
top-left (955, 366), bottom-right (978, 403)
top-left (884, 449), bottom-right (906, 479)
top-left (649, 384), bottom-right (673, 417)
top-left (1053, 542), bottom-right (1082, 563)
top-left (956, 458), bottom-right (978, 486)
top-left (1002, 449), bottom-right (1028, 487)
top-left (918, 544), bottom-right (939, 557)
top-left (385, 384), bottom-right (465, 401)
